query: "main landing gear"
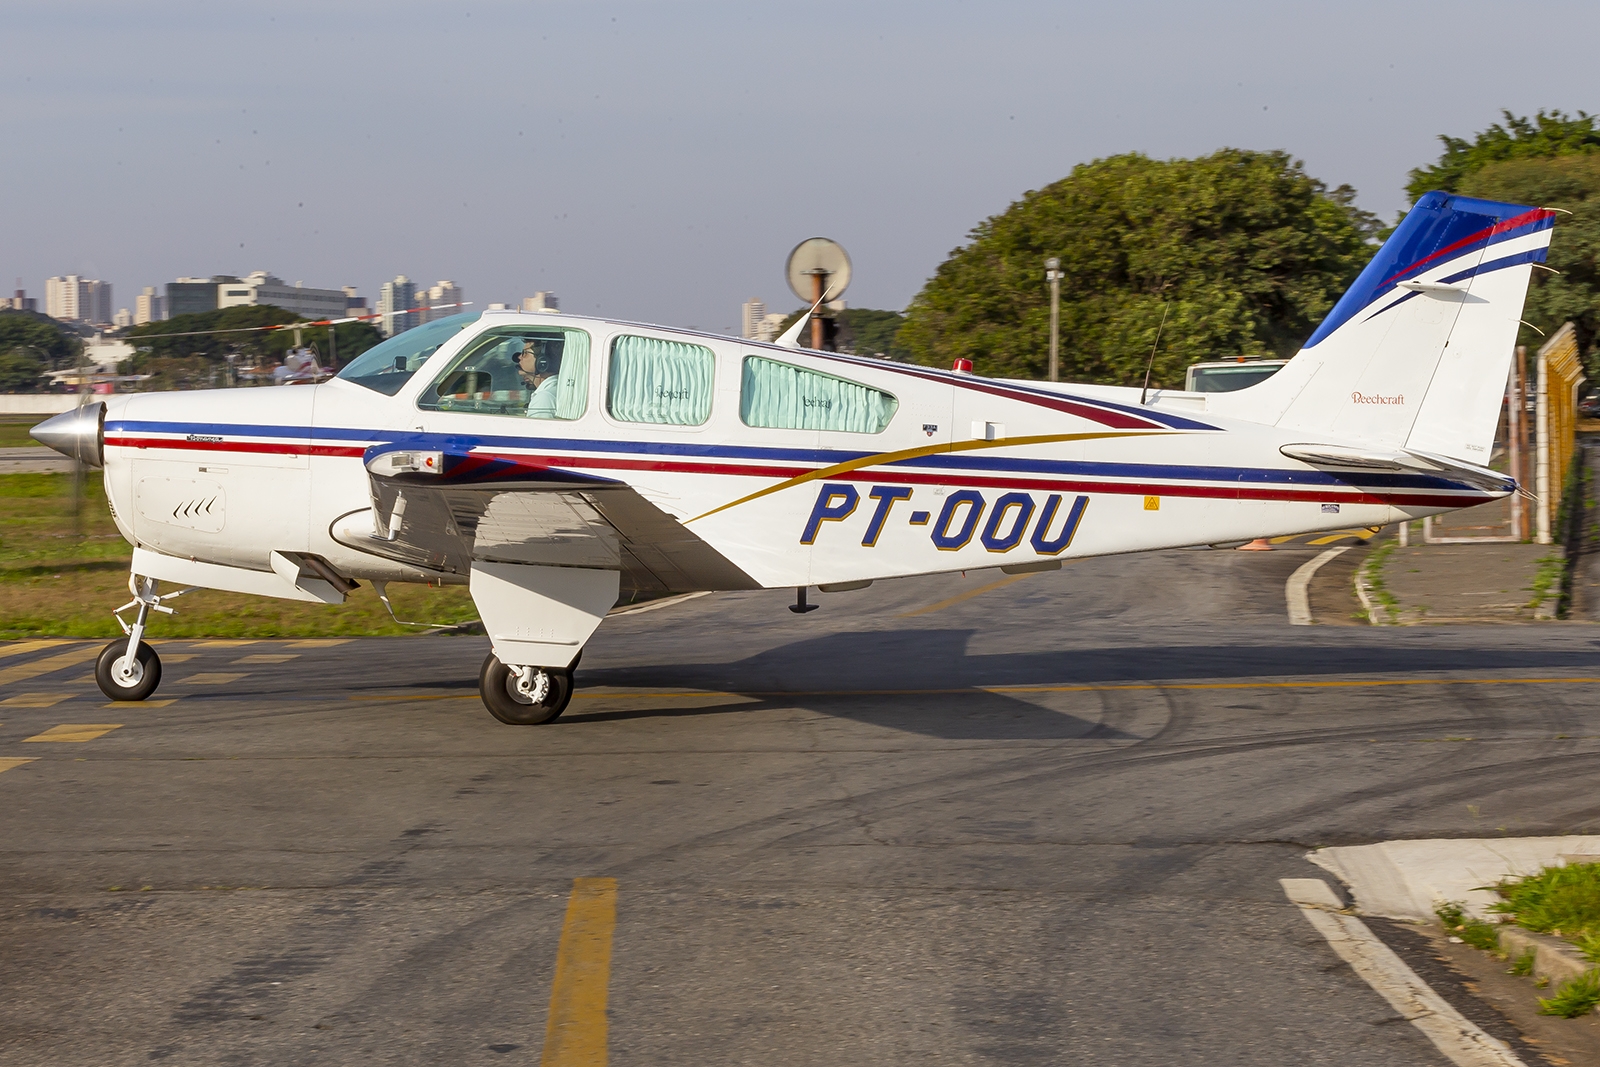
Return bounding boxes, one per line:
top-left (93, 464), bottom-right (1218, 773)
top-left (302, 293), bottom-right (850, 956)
top-left (94, 575), bottom-right (177, 702)
top-left (478, 654), bottom-right (576, 725)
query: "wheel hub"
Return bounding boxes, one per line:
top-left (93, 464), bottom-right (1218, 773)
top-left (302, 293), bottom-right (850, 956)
top-left (510, 666), bottom-right (551, 705)
top-left (113, 655), bottom-right (144, 687)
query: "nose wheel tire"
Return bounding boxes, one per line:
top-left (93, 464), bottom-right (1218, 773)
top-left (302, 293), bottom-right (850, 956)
top-left (94, 640), bottom-right (162, 702)
top-left (479, 653), bottom-right (574, 725)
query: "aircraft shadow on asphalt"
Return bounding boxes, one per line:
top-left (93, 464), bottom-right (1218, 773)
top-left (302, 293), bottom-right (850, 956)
top-left (569, 627), bottom-right (1600, 740)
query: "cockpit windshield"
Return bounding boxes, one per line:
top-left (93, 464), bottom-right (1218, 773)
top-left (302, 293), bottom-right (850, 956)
top-left (334, 312), bottom-right (481, 396)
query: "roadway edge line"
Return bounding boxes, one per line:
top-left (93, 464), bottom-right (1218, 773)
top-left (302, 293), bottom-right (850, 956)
top-left (1280, 878), bottom-right (1525, 1067)
top-left (1286, 546), bottom-right (1352, 626)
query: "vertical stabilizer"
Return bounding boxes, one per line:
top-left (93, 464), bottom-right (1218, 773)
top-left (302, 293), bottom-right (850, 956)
top-left (1211, 192), bottom-right (1554, 462)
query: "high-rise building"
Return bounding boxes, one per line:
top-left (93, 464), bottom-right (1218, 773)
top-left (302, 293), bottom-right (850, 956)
top-left (741, 298), bottom-right (767, 340)
top-left (166, 276), bottom-right (237, 318)
top-left (342, 286), bottom-right (367, 316)
top-left (46, 276), bottom-right (112, 324)
top-left (135, 287), bottom-right (165, 325)
top-left (418, 280), bottom-right (464, 325)
top-left (216, 271), bottom-right (348, 320)
top-left (3, 289), bottom-right (37, 312)
top-left (521, 292), bottom-right (559, 313)
top-left (760, 312), bottom-right (787, 342)
top-left (378, 275), bottom-right (417, 337)
top-left (112, 308), bottom-right (133, 329)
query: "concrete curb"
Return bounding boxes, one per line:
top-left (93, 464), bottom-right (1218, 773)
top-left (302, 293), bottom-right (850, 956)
top-left (1285, 545), bottom-right (1351, 625)
top-left (1354, 555), bottom-right (1387, 626)
top-left (1496, 926), bottom-right (1593, 988)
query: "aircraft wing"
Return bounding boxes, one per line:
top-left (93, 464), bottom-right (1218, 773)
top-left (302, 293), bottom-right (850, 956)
top-left (330, 446), bottom-right (759, 600)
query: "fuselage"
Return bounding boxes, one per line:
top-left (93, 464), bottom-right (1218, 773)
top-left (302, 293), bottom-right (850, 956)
top-left (95, 309), bottom-right (1506, 594)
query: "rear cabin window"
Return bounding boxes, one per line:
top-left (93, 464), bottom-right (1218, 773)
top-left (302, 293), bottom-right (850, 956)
top-left (607, 335), bottom-right (714, 426)
top-left (740, 356), bottom-right (898, 433)
top-left (417, 326), bottom-right (590, 419)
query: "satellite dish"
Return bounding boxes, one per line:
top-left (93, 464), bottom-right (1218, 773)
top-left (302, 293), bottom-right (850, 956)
top-left (786, 238), bottom-right (852, 304)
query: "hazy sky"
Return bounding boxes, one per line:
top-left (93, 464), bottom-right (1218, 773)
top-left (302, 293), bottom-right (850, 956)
top-left (6, 1), bottom-right (1598, 333)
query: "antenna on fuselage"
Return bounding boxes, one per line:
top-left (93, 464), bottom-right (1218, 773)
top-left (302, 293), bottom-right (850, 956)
top-left (1138, 300), bottom-right (1171, 406)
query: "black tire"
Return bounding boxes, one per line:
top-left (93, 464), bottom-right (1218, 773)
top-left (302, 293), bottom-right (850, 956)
top-left (479, 653), bottom-right (573, 725)
top-left (95, 639), bottom-right (162, 702)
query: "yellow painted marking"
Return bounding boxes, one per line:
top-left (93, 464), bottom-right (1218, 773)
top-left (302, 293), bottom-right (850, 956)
top-left (286, 639), bottom-right (350, 648)
top-left (1143, 495), bottom-right (1160, 510)
top-left (0, 646), bottom-right (100, 688)
top-left (0, 640), bottom-right (69, 661)
top-left (899, 573), bottom-right (1030, 617)
top-left (1, 693), bottom-right (80, 708)
top-left (159, 654), bottom-right (198, 663)
top-left (178, 673), bottom-right (248, 685)
top-left (541, 877), bottom-right (617, 1067)
top-left (0, 758), bottom-right (37, 774)
top-left (105, 699), bottom-right (178, 708)
top-left (192, 639), bottom-right (259, 647)
top-left (687, 429), bottom-right (1168, 523)
top-left (233, 654), bottom-right (300, 664)
top-left (22, 724), bottom-right (123, 743)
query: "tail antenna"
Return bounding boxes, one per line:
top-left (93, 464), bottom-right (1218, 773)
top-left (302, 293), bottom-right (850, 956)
top-left (1139, 301), bottom-right (1171, 406)
top-left (774, 283), bottom-right (837, 349)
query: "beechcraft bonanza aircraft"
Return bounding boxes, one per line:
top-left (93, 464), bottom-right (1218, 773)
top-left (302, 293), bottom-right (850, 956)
top-left (32, 192), bottom-right (1555, 723)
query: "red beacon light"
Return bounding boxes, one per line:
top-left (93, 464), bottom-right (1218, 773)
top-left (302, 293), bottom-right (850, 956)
top-left (952, 358), bottom-right (974, 374)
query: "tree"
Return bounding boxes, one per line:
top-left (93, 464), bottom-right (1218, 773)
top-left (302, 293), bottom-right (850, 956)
top-left (768, 307), bottom-right (912, 360)
top-left (0, 309), bottom-right (82, 376)
top-left (1457, 154), bottom-right (1600, 369)
top-left (1406, 110), bottom-right (1600, 203)
top-left (126, 305), bottom-right (382, 375)
top-left (0, 348), bottom-right (44, 391)
top-left (898, 150), bottom-right (1379, 384)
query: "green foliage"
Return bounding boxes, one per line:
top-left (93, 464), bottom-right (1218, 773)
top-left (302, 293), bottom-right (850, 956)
top-left (1489, 860), bottom-right (1600, 938)
top-left (1436, 901), bottom-right (1503, 951)
top-left (126, 305), bottom-right (383, 372)
top-left (0, 309), bottom-right (82, 377)
top-left (1455, 154), bottom-right (1600, 367)
top-left (1510, 946), bottom-right (1538, 976)
top-left (0, 348), bottom-right (45, 391)
top-left (898, 150), bottom-right (1379, 383)
top-left (768, 308), bottom-right (911, 360)
top-left (1406, 109), bottom-right (1600, 203)
top-left (1538, 969), bottom-right (1600, 1017)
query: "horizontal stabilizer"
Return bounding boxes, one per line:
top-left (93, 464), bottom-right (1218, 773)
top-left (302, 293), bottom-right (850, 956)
top-left (1280, 443), bottom-right (1512, 493)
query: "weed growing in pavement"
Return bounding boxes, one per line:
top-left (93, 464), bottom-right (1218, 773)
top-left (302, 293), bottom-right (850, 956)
top-left (1436, 901), bottom-right (1504, 952)
top-left (1511, 946), bottom-right (1538, 976)
top-left (1527, 555), bottom-right (1564, 611)
top-left (1489, 861), bottom-right (1600, 952)
top-left (1539, 969), bottom-right (1600, 1017)
top-left (1359, 541), bottom-right (1400, 623)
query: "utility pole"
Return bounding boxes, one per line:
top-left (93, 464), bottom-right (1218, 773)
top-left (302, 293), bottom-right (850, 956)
top-left (1045, 257), bottom-right (1062, 382)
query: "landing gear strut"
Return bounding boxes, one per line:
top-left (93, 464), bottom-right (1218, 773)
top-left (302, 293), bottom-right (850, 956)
top-left (479, 653), bottom-right (575, 725)
top-left (95, 575), bottom-right (173, 701)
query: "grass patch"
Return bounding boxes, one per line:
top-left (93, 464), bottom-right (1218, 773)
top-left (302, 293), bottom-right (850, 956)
top-left (1489, 861), bottom-right (1600, 952)
top-left (1539, 969), bottom-right (1600, 1017)
top-left (0, 470), bottom-right (481, 638)
top-left (1359, 540), bottom-right (1401, 623)
top-left (0, 416), bottom-right (46, 449)
top-left (1436, 901), bottom-right (1504, 952)
top-left (1511, 946), bottom-right (1538, 976)
top-left (1528, 555), bottom-right (1564, 611)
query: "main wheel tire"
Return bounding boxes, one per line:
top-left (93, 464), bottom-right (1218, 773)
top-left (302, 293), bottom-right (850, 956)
top-left (479, 653), bottom-right (573, 725)
top-left (95, 639), bottom-right (162, 701)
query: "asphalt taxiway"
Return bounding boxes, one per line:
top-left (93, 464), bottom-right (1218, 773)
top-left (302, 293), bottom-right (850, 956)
top-left (3, 545), bottom-right (1598, 1065)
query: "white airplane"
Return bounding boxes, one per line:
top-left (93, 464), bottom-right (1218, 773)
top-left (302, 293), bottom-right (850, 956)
top-left (33, 191), bottom-right (1553, 723)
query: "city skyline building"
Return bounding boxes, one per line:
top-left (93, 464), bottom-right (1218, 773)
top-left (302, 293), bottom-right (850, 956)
top-left (216, 271), bottom-right (349, 320)
top-left (112, 307), bottom-right (133, 329)
top-left (521, 292), bottom-right (559, 313)
top-left (378, 275), bottom-right (417, 337)
top-left (166, 276), bottom-right (235, 318)
top-left (46, 275), bottom-right (112, 325)
top-left (741, 298), bottom-right (766, 339)
top-left (418, 280), bottom-right (464, 325)
top-left (135, 286), bottom-right (164, 325)
top-left (4, 289), bottom-right (37, 312)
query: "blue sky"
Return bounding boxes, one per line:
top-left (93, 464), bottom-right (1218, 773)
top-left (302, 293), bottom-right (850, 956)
top-left (5, 1), bottom-right (1597, 333)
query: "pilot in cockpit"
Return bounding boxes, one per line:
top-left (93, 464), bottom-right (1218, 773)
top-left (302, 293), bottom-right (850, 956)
top-left (518, 339), bottom-right (561, 418)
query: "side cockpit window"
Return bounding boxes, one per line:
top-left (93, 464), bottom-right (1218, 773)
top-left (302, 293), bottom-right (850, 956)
top-left (739, 356), bottom-right (898, 433)
top-left (418, 326), bottom-right (590, 419)
top-left (606, 335), bottom-right (714, 426)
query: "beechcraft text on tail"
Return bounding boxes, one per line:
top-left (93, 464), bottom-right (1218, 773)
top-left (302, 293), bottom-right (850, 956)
top-left (32, 191), bottom-right (1553, 723)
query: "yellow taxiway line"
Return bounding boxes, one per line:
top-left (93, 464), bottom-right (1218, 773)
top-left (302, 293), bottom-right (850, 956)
top-left (0, 640), bottom-right (70, 661)
top-left (541, 877), bottom-right (618, 1067)
top-left (21, 724), bottom-right (123, 743)
top-left (898, 573), bottom-right (1031, 617)
top-left (0, 646), bottom-right (99, 688)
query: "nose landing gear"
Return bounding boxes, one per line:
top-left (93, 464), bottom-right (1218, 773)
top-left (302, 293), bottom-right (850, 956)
top-left (94, 574), bottom-right (184, 702)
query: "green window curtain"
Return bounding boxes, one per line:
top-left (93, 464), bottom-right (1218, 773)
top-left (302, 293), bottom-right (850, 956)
top-left (608, 335), bottom-right (714, 425)
top-left (740, 356), bottom-right (898, 433)
top-left (552, 330), bottom-right (590, 420)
